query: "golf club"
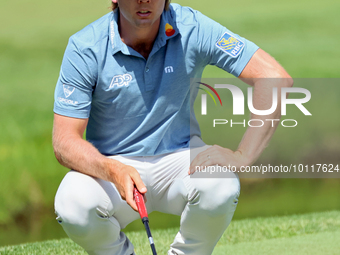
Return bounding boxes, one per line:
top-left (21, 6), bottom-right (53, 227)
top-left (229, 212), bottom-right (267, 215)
top-left (133, 187), bottom-right (157, 255)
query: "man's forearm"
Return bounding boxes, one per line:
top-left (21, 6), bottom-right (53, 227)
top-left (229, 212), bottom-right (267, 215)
top-left (52, 113), bottom-right (147, 210)
top-left (53, 133), bottom-right (122, 183)
top-left (237, 79), bottom-right (293, 166)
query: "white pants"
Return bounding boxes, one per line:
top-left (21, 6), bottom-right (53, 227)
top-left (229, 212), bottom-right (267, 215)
top-left (54, 144), bottom-right (240, 255)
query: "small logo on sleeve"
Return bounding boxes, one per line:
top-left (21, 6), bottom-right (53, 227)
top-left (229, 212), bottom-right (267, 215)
top-left (58, 84), bottom-right (78, 105)
top-left (63, 84), bottom-right (75, 98)
top-left (216, 32), bottom-right (245, 58)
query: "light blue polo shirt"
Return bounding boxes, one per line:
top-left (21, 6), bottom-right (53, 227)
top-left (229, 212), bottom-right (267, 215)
top-left (54, 3), bottom-right (259, 156)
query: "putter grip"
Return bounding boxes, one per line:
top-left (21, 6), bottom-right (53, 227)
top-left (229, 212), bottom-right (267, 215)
top-left (134, 187), bottom-right (148, 219)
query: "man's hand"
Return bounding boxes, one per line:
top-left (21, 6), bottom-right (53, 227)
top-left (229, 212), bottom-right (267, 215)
top-left (110, 162), bottom-right (147, 211)
top-left (189, 145), bottom-right (248, 174)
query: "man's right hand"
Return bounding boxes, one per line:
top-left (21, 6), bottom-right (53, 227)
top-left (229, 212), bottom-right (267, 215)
top-left (109, 162), bottom-right (147, 212)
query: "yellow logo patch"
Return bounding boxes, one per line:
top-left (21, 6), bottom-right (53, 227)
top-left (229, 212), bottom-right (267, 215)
top-left (165, 23), bottom-right (175, 37)
top-left (216, 32), bottom-right (245, 57)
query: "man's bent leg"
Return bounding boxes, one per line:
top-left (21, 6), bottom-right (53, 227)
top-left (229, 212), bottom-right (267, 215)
top-left (54, 170), bottom-right (138, 255)
top-left (142, 145), bottom-right (240, 254)
top-left (151, 146), bottom-right (241, 255)
top-left (169, 175), bottom-right (240, 255)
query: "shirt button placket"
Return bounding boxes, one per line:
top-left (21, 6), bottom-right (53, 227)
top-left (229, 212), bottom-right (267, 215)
top-left (145, 66), bottom-right (152, 91)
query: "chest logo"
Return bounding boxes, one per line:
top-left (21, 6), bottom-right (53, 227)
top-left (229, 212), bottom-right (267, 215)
top-left (165, 66), bottom-right (174, 73)
top-left (109, 74), bottom-right (132, 89)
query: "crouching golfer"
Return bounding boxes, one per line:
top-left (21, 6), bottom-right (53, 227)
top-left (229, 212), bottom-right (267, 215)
top-left (53, 0), bottom-right (292, 254)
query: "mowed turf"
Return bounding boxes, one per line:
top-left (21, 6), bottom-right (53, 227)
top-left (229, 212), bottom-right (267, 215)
top-left (1, 211), bottom-right (339, 254)
top-left (215, 231), bottom-right (340, 255)
top-left (0, 0), bottom-right (340, 247)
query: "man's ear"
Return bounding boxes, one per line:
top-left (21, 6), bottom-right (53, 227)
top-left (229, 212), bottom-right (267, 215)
top-left (112, 0), bottom-right (118, 3)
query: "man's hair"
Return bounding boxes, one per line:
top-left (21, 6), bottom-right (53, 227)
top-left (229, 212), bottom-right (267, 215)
top-left (110, 0), bottom-right (171, 11)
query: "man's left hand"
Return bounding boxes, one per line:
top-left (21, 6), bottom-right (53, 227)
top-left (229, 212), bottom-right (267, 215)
top-left (189, 145), bottom-right (248, 175)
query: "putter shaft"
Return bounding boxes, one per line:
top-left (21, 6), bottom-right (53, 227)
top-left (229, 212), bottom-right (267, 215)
top-left (143, 219), bottom-right (157, 255)
top-left (134, 187), bottom-right (157, 255)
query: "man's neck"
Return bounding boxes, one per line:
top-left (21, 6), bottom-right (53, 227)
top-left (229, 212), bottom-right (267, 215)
top-left (118, 15), bottom-right (160, 59)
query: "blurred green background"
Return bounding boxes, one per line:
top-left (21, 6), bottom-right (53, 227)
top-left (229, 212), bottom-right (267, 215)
top-left (0, 0), bottom-right (339, 247)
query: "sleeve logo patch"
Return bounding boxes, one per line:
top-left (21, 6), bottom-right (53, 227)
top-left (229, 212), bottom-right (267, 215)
top-left (216, 32), bottom-right (245, 58)
top-left (63, 84), bottom-right (75, 98)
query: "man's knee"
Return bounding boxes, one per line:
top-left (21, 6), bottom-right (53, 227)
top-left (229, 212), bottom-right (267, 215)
top-left (194, 176), bottom-right (240, 217)
top-left (55, 187), bottom-right (95, 237)
top-left (54, 173), bottom-right (131, 253)
top-left (54, 171), bottom-right (112, 238)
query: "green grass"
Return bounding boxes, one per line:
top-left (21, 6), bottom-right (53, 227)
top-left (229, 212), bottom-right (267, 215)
top-left (0, 0), bottom-right (340, 247)
top-left (216, 231), bottom-right (340, 255)
top-left (1, 211), bottom-right (340, 254)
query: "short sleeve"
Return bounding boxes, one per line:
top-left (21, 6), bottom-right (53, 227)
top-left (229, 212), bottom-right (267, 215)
top-left (53, 36), bottom-right (97, 119)
top-left (194, 10), bottom-right (259, 77)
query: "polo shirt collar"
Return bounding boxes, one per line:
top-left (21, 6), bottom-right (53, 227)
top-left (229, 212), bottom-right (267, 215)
top-left (154, 6), bottom-right (179, 49)
top-left (109, 9), bottom-right (127, 56)
top-left (109, 6), bottom-right (179, 56)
